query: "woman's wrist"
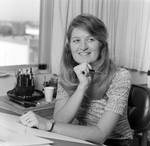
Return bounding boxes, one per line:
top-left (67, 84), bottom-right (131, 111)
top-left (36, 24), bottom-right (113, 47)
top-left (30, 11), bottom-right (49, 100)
top-left (77, 84), bottom-right (88, 92)
top-left (47, 119), bottom-right (55, 132)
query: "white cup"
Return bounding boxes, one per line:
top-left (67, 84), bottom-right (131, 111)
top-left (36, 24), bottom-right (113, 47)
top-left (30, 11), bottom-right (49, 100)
top-left (44, 86), bottom-right (54, 102)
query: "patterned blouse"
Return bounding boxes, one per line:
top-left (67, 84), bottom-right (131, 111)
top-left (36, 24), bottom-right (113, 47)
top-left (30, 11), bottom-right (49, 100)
top-left (56, 68), bottom-right (133, 140)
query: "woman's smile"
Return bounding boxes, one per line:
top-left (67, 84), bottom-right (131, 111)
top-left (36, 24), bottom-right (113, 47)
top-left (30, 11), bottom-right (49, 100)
top-left (78, 52), bottom-right (91, 56)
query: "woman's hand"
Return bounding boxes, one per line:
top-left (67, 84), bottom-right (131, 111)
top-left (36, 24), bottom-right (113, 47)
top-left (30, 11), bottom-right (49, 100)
top-left (18, 111), bottom-right (51, 131)
top-left (73, 63), bottom-right (92, 90)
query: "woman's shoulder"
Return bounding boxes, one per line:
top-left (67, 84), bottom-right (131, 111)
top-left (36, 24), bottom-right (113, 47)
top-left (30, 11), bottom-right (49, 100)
top-left (114, 67), bottom-right (131, 80)
top-left (109, 67), bottom-right (132, 90)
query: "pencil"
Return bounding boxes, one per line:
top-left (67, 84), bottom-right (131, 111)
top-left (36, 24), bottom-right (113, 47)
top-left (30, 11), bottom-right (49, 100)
top-left (89, 69), bottom-right (106, 74)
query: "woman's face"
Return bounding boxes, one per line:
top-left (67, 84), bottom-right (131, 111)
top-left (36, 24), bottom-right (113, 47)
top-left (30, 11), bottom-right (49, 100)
top-left (70, 28), bottom-right (101, 64)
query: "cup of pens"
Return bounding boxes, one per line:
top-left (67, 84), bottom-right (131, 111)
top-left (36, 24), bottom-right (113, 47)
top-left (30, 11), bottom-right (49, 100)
top-left (15, 68), bottom-right (35, 97)
top-left (15, 85), bottom-right (35, 96)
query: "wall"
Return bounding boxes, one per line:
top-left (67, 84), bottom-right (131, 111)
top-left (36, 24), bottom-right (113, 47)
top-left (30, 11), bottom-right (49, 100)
top-left (129, 69), bottom-right (147, 85)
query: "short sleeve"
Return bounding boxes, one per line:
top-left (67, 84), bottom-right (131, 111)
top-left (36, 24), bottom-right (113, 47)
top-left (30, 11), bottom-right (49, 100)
top-left (55, 83), bottom-right (69, 101)
top-left (105, 68), bottom-right (132, 115)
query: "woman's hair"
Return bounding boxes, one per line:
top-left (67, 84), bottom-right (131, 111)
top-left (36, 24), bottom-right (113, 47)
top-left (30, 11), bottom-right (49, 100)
top-left (59, 13), bottom-right (117, 99)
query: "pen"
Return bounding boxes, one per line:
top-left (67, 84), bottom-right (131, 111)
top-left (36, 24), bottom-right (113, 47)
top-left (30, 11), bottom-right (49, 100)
top-left (89, 69), bottom-right (106, 74)
top-left (10, 99), bottom-right (36, 108)
top-left (31, 101), bottom-right (50, 105)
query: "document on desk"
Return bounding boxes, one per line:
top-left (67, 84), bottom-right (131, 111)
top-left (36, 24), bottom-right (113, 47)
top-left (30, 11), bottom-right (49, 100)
top-left (0, 112), bottom-right (95, 145)
top-left (0, 113), bottom-right (53, 146)
top-left (0, 124), bottom-right (52, 146)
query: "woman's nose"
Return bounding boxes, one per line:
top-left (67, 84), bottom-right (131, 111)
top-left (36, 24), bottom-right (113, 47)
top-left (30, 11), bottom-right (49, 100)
top-left (80, 41), bottom-right (88, 50)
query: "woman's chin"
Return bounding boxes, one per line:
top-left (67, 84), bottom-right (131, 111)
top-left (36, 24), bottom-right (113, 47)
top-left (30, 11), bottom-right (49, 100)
top-left (78, 59), bottom-right (91, 64)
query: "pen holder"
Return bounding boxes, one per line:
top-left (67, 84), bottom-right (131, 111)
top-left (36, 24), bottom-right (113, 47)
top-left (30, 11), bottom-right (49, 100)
top-left (15, 85), bottom-right (35, 96)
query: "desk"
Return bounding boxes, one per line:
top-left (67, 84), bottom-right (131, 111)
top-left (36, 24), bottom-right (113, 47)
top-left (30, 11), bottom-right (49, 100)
top-left (0, 108), bottom-right (98, 146)
top-left (0, 96), bottom-right (54, 119)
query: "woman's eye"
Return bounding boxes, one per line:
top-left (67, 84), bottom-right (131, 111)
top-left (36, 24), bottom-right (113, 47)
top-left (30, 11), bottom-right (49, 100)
top-left (73, 39), bottom-right (80, 43)
top-left (87, 38), bottom-right (95, 42)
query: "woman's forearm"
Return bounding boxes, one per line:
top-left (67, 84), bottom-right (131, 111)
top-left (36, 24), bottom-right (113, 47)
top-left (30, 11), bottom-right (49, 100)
top-left (53, 85), bottom-right (87, 123)
top-left (52, 122), bottom-right (105, 144)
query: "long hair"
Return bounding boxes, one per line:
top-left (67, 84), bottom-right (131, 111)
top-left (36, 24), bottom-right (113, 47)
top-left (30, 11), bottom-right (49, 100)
top-left (59, 14), bottom-right (117, 99)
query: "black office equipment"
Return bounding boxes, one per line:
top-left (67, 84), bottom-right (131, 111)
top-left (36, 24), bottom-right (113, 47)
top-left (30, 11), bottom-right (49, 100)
top-left (128, 84), bottom-right (150, 146)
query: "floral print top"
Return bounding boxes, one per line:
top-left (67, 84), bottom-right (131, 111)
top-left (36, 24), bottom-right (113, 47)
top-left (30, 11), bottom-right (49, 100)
top-left (56, 68), bottom-right (133, 140)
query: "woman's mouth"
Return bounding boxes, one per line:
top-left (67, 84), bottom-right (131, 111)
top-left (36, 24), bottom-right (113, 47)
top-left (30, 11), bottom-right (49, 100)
top-left (78, 52), bottom-right (91, 56)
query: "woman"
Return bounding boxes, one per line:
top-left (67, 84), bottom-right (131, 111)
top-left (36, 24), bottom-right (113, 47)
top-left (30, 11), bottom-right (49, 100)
top-left (19, 14), bottom-right (133, 146)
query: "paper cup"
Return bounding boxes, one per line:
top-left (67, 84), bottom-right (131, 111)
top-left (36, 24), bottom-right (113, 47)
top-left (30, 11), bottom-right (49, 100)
top-left (44, 86), bottom-right (54, 102)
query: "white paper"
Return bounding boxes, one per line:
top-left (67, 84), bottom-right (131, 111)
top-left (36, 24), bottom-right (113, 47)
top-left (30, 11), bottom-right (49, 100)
top-left (0, 112), bottom-right (95, 145)
top-left (0, 124), bottom-right (52, 146)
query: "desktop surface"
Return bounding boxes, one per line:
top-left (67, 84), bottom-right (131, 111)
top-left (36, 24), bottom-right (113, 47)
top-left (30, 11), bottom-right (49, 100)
top-left (0, 107), bottom-right (99, 146)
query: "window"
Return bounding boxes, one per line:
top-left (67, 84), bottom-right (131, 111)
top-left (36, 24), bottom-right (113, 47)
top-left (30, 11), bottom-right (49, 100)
top-left (0, 0), bottom-right (40, 68)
